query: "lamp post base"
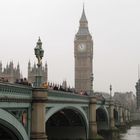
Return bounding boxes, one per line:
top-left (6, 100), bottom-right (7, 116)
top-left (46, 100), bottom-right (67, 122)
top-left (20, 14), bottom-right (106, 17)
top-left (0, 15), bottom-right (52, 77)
top-left (31, 132), bottom-right (48, 140)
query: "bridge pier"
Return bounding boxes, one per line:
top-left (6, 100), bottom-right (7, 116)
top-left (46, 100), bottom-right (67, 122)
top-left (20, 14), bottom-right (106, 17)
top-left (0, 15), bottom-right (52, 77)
top-left (108, 100), bottom-right (119, 140)
top-left (128, 110), bottom-right (132, 126)
top-left (118, 106), bottom-right (127, 132)
top-left (89, 96), bottom-right (103, 140)
top-left (31, 88), bottom-right (48, 140)
top-left (125, 108), bottom-right (131, 129)
top-left (110, 100), bottom-right (115, 128)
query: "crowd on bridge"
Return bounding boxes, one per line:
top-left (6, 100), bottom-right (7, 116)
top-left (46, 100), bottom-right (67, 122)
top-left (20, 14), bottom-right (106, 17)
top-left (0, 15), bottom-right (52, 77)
top-left (15, 78), bottom-right (32, 86)
top-left (0, 77), bottom-right (88, 96)
top-left (0, 77), bottom-right (8, 82)
top-left (44, 82), bottom-right (74, 92)
top-left (42, 82), bottom-right (88, 96)
top-left (0, 77), bottom-right (32, 86)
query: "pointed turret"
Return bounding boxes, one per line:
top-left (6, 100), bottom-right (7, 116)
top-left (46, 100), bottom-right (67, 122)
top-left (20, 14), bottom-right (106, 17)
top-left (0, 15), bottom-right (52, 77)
top-left (9, 61), bottom-right (13, 69)
top-left (17, 62), bottom-right (20, 75)
top-left (28, 60), bottom-right (31, 70)
top-left (17, 62), bottom-right (20, 70)
top-left (6, 63), bottom-right (8, 69)
top-left (16, 62), bottom-right (20, 80)
top-left (76, 6), bottom-right (90, 36)
top-left (80, 5), bottom-right (88, 23)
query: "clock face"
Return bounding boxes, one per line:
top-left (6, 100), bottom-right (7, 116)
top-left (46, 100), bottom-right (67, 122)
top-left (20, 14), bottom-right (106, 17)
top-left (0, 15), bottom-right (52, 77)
top-left (78, 43), bottom-right (86, 52)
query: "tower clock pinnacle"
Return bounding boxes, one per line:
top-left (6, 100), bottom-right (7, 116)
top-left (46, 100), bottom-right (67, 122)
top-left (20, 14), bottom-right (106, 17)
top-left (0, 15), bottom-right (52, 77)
top-left (80, 5), bottom-right (87, 22)
top-left (76, 6), bottom-right (91, 37)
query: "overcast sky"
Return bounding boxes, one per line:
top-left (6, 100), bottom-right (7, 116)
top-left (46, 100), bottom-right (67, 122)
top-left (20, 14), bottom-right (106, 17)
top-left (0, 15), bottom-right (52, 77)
top-left (0, 0), bottom-right (140, 94)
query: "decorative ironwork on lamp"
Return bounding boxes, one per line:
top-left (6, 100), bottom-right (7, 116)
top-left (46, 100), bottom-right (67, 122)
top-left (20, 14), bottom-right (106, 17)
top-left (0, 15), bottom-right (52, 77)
top-left (110, 84), bottom-right (112, 100)
top-left (34, 37), bottom-right (44, 88)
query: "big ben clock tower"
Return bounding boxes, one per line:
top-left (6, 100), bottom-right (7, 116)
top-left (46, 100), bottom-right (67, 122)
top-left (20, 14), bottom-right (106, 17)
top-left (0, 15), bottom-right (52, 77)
top-left (74, 7), bottom-right (93, 94)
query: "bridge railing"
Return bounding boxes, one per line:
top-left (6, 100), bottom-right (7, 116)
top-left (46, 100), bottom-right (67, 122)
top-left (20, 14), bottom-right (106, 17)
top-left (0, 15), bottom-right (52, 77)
top-left (47, 89), bottom-right (89, 103)
top-left (0, 82), bottom-right (32, 100)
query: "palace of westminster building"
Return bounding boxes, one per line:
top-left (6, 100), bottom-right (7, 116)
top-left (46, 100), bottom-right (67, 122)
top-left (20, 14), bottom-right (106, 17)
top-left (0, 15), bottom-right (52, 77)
top-left (0, 59), bottom-right (48, 84)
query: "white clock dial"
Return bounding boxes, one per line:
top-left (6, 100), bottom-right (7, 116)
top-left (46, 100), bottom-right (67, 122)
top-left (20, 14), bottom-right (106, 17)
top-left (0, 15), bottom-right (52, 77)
top-left (78, 43), bottom-right (86, 52)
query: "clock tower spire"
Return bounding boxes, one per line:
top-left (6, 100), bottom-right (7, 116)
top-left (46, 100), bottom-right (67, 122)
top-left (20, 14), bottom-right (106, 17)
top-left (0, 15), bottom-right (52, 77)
top-left (74, 7), bottom-right (93, 94)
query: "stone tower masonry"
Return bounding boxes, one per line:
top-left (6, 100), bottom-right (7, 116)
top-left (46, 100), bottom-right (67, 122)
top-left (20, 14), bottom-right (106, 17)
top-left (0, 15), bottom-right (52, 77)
top-left (74, 7), bottom-right (93, 94)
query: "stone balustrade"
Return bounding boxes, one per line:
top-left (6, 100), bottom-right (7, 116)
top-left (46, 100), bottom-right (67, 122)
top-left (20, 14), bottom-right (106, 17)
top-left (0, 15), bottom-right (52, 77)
top-left (0, 82), bottom-right (32, 101)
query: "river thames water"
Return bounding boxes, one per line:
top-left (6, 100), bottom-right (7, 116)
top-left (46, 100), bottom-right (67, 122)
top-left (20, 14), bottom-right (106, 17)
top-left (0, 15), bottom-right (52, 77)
top-left (119, 125), bottom-right (140, 140)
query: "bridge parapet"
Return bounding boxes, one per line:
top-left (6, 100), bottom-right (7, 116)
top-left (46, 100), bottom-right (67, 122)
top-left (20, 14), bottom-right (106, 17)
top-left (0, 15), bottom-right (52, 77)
top-left (47, 89), bottom-right (89, 103)
top-left (0, 82), bottom-right (32, 100)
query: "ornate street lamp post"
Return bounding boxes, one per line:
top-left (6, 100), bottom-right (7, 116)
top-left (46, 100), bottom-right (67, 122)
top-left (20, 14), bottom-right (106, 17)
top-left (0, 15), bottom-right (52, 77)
top-left (110, 84), bottom-right (112, 100)
top-left (34, 37), bottom-right (44, 88)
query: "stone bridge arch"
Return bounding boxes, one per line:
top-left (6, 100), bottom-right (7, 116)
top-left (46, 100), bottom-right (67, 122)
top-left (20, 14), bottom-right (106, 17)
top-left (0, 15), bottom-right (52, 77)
top-left (96, 106), bottom-right (109, 132)
top-left (0, 109), bottom-right (29, 140)
top-left (45, 105), bottom-right (89, 139)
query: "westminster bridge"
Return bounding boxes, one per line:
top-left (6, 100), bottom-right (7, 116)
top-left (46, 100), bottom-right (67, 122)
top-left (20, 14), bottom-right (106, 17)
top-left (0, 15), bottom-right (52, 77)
top-left (0, 82), bottom-right (131, 140)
